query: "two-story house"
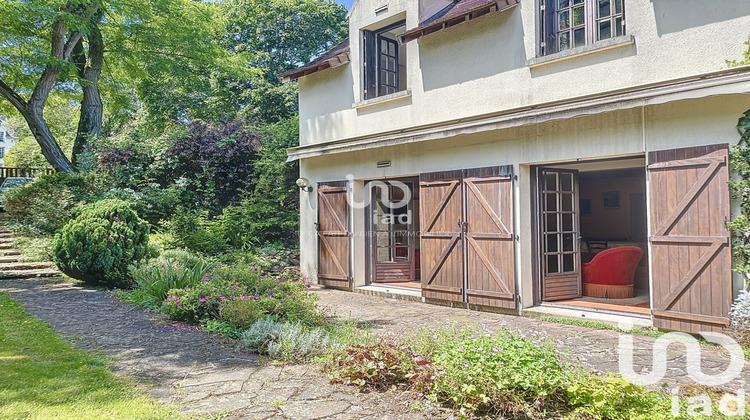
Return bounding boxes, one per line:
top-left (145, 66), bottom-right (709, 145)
top-left (280, 0), bottom-right (750, 333)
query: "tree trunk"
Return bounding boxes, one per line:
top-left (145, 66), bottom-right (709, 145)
top-left (22, 109), bottom-right (77, 173)
top-left (0, 12), bottom-right (80, 173)
top-left (72, 20), bottom-right (104, 168)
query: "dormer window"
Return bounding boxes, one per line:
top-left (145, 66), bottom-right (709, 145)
top-left (363, 21), bottom-right (407, 100)
top-left (541, 0), bottom-right (625, 55)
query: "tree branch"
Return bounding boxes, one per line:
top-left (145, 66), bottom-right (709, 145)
top-left (63, 31), bottom-right (83, 61)
top-left (0, 78), bottom-right (28, 111)
top-left (28, 18), bottom-right (66, 110)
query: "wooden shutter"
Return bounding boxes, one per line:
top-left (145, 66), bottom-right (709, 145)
top-left (464, 167), bottom-right (517, 310)
top-left (543, 0), bottom-right (557, 55)
top-left (362, 30), bottom-right (377, 100)
top-left (420, 170), bottom-right (464, 302)
top-left (648, 145), bottom-right (732, 333)
top-left (317, 182), bottom-right (351, 289)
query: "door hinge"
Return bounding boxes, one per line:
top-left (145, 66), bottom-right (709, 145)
top-left (314, 222), bottom-right (320, 232)
top-left (540, 41), bottom-right (546, 48)
top-left (540, 4), bottom-right (545, 11)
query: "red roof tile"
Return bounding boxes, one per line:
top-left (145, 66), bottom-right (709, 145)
top-left (278, 39), bottom-right (351, 82)
top-left (401, 0), bottom-right (519, 43)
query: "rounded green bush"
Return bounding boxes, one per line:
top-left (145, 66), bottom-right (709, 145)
top-left (53, 199), bottom-right (150, 287)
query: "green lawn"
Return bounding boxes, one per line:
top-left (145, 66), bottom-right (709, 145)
top-left (0, 292), bottom-right (182, 420)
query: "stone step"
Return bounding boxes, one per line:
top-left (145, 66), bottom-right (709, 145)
top-left (0, 257), bottom-right (20, 263)
top-left (0, 250), bottom-right (21, 256)
top-left (0, 268), bottom-right (61, 279)
top-left (0, 244), bottom-right (14, 250)
top-left (0, 261), bottom-right (55, 271)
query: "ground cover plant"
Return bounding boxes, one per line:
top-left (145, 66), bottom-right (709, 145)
top-left (322, 322), bottom-right (743, 419)
top-left (0, 292), bottom-right (181, 420)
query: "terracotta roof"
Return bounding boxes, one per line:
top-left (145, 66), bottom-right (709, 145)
top-left (278, 39), bottom-right (351, 82)
top-left (401, 0), bottom-right (520, 43)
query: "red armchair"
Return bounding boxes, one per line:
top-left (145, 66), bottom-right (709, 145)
top-left (582, 246), bottom-right (643, 299)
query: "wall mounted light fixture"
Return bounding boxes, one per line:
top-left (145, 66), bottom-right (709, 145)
top-left (296, 177), bottom-right (313, 192)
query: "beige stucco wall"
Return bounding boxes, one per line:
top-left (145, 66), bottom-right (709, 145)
top-left (298, 94), bottom-right (750, 306)
top-left (297, 0), bottom-right (750, 146)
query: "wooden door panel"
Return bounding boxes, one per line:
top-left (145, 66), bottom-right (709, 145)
top-left (317, 182), bottom-right (350, 289)
top-left (420, 171), bottom-right (464, 302)
top-left (464, 173), bottom-right (516, 310)
top-left (648, 145), bottom-right (732, 333)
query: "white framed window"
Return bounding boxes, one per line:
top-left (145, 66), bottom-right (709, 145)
top-left (540, 0), bottom-right (625, 55)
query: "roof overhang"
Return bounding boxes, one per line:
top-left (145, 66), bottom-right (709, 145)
top-left (278, 39), bottom-right (351, 83)
top-left (400, 0), bottom-right (520, 43)
top-left (287, 66), bottom-right (750, 161)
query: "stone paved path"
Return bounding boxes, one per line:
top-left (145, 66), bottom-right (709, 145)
top-left (1, 226), bottom-right (749, 418)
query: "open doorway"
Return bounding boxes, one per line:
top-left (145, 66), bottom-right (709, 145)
top-left (536, 157), bottom-right (650, 316)
top-left (367, 177), bottom-right (421, 288)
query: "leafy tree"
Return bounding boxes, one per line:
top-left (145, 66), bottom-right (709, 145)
top-left (224, 0), bottom-right (348, 123)
top-left (3, 99), bottom-right (78, 169)
top-left (0, 0), bottom-right (246, 171)
top-left (165, 120), bottom-right (262, 210)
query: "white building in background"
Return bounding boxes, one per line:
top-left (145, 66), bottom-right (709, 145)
top-left (0, 117), bottom-right (18, 166)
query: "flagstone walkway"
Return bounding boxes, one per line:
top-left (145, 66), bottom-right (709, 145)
top-left (1, 228), bottom-right (749, 418)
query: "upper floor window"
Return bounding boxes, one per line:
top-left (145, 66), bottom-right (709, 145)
top-left (541, 0), bottom-right (625, 55)
top-left (363, 21), bottom-right (406, 100)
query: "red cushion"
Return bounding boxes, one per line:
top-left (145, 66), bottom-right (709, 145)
top-left (582, 246), bottom-right (643, 286)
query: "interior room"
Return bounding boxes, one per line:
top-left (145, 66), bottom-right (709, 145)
top-left (539, 157), bottom-right (650, 315)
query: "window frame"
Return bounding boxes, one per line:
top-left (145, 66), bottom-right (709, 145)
top-left (362, 20), bottom-right (406, 100)
top-left (540, 0), bottom-right (625, 56)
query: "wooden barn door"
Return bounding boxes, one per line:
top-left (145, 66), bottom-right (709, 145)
top-left (317, 182), bottom-right (351, 289)
top-left (419, 171), bottom-right (465, 302)
top-left (539, 168), bottom-right (582, 301)
top-left (464, 166), bottom-right (517, 310)
top-left (648, 145), bottom-right (732, 333)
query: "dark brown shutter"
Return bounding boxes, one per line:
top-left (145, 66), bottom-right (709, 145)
top-left (362, 30), bottom-right (376, 100)
top-left (648, 145), bottom-right (732, 333)
top-left (420, 170), bottom-right (464, 302)
top-left (317, 181), bottom-right (351, 289)
top-left (464, 167), bottom-right (517, 310)
top-left (543, 0), bottom-right (557, 55)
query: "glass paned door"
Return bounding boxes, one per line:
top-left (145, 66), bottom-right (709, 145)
top-left (539, 168), bottom-right (582, 300)
top-left (371, 180), bottom-right (415, 283)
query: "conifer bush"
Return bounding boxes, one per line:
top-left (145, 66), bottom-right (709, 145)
top-left (53, 199), bottom-right (150, 288)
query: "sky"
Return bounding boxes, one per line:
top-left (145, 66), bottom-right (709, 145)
top-left (338, 0), bottom-right (354, 10)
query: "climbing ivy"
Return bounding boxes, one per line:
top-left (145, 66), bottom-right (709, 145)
top-left (728, 110), bottom-right (750, 282)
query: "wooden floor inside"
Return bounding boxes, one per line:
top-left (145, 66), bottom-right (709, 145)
top-left (554, 298), bottom-right (651, 315)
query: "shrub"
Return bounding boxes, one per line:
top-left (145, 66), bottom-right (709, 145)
top-left (52, 199), bottom-right (150, 288)
top-left (3, 172), bottom-right (102, 234)
top-left (161, 208), bottom-right (228, 254)
top-left (324, 338), bottom-right (420, 390)
top-left (240, 318), bottom-right (335, 361)
top-left (129, 255), bottom-right (214, 307)
top-left (730, 288), bottom-right (750, 345)
top-left (164, 120), bottom-right (262, 210)
top-left (423, 326), bottom-right (572, 417)
top-left (220, 298), bottom-right (265, 329)
top-left (567, 374), bottom-right (673, 420)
